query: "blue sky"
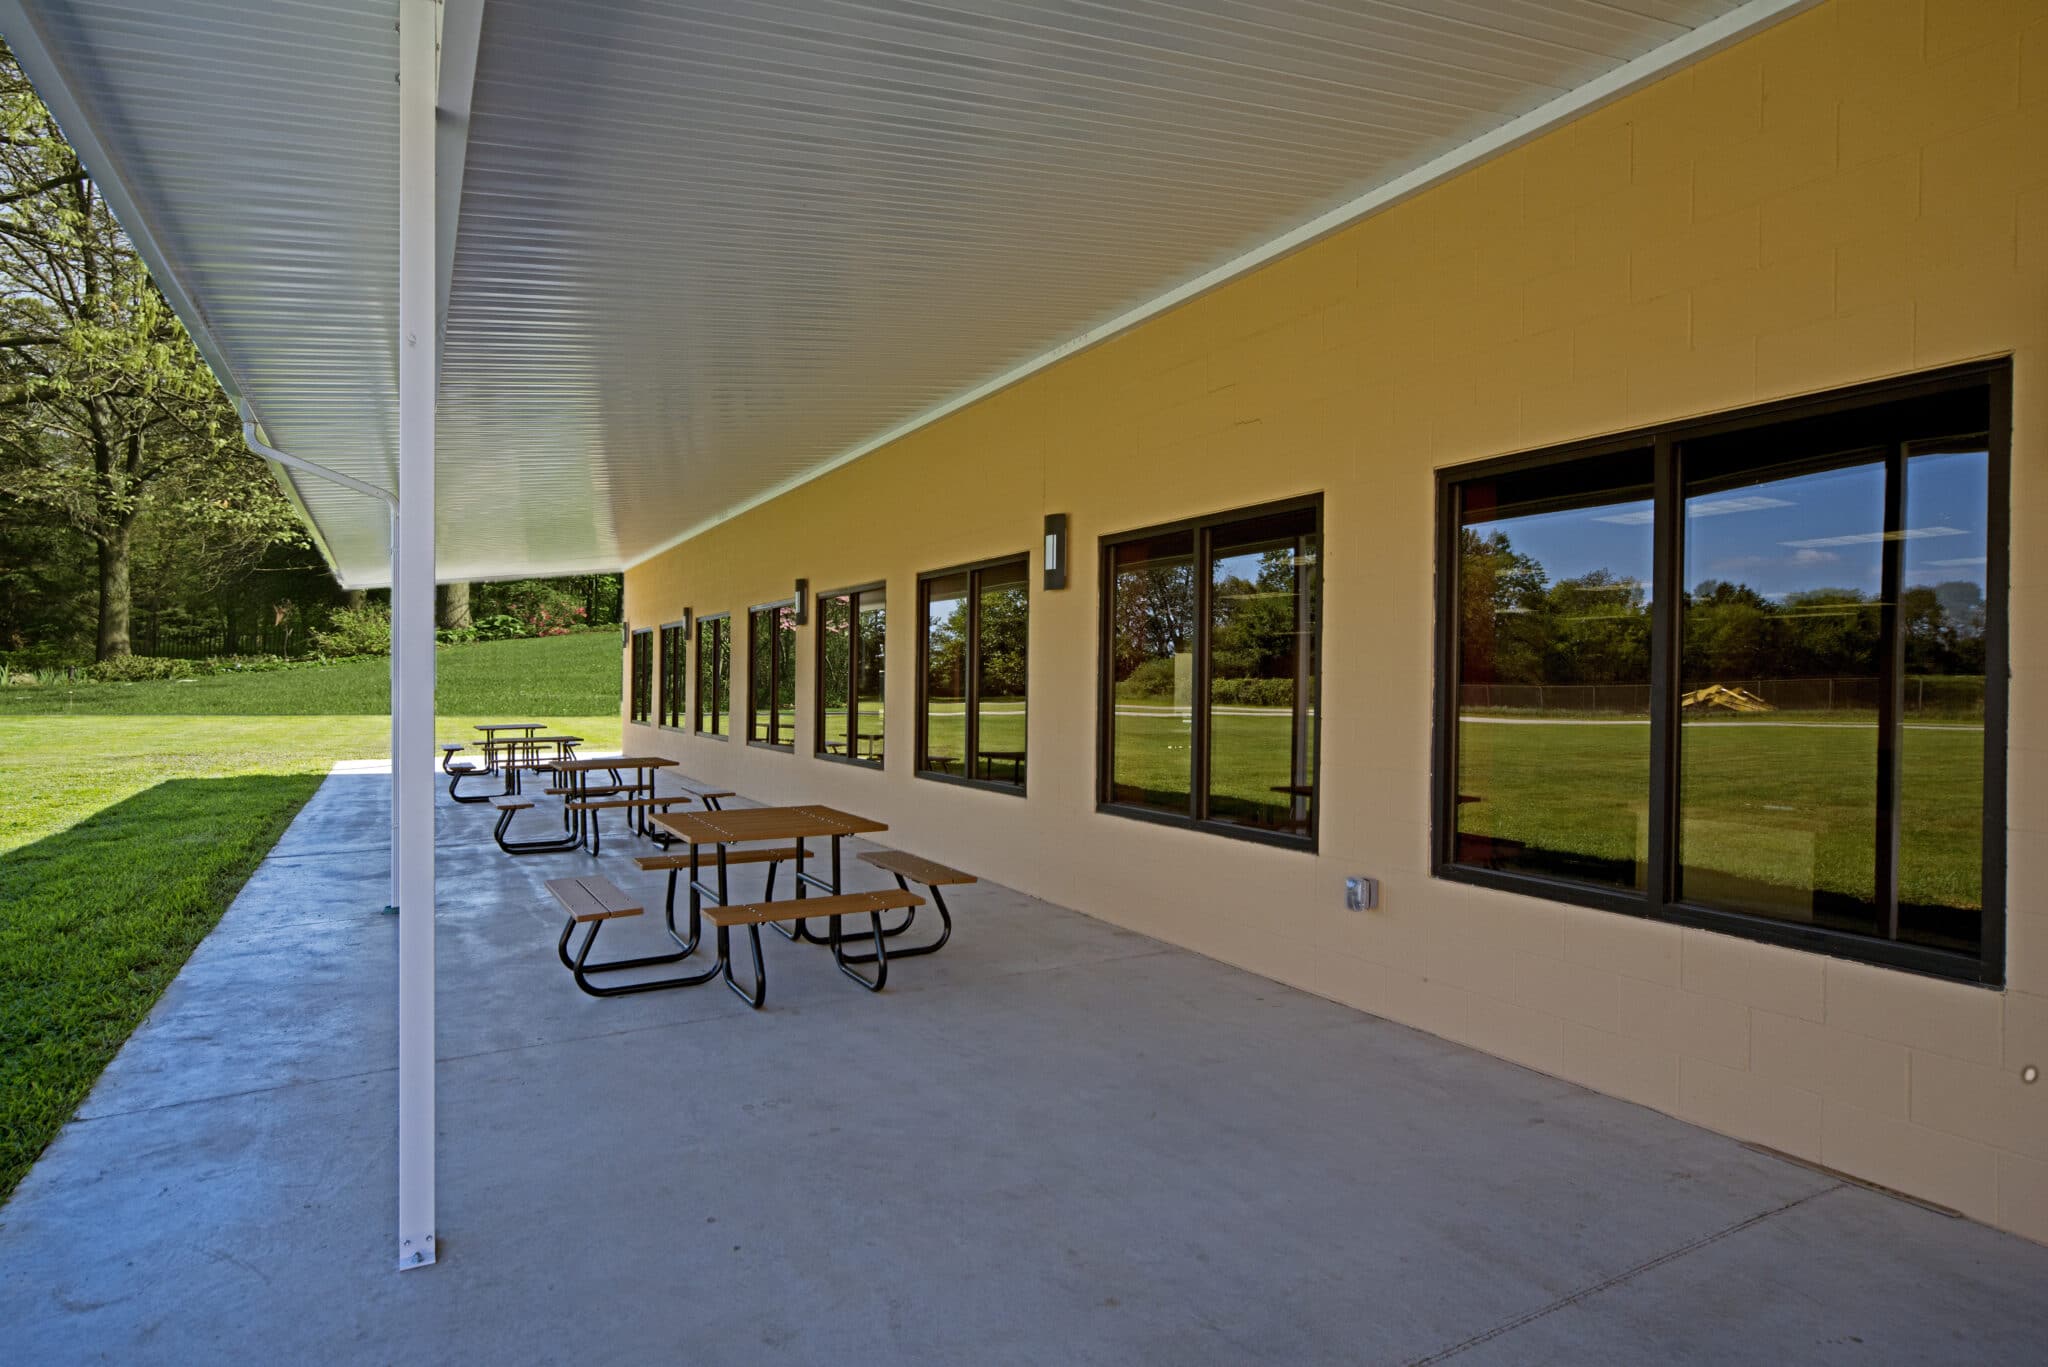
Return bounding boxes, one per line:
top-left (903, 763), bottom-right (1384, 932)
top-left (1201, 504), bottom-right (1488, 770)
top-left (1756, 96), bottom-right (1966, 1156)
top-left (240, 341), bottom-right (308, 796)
top-left (1469, 450), bottom-right (1988, 604)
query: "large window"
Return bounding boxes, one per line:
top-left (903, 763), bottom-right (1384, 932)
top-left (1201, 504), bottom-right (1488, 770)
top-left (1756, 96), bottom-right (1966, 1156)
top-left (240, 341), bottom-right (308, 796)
top-left (1099, 497), bottom-right (1321, 846)
top-left (1436, 364), bottom-right (2008, 984)
top-left (694, 614), bottom-right (730, 737)
top-left (817, 583), bottom-right (885, 766)
top-left (918, 555), bottom-right (1028, 791)
top-left (628, 628), bottom-right (653, 725)
top-left (658, 617), bottom-right (689, 729)
top-left (748, 601), bottom-right (797, 749)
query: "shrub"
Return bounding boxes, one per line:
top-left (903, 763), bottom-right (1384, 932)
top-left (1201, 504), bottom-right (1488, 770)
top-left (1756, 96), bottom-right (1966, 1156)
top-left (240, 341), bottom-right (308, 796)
top-left (310, 603), bottom-right (392, 658)
top-left (85, 655), bottom-right (198, 682)
top-left (1208, 676), bottom-right (1298, 708)
top-left (470, 614), bottom-right (526, 643)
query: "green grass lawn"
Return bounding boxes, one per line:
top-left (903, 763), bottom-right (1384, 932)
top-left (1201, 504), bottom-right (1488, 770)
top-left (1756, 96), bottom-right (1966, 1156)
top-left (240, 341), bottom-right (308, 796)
top-left (0, 633), bottom-right (623, 1205)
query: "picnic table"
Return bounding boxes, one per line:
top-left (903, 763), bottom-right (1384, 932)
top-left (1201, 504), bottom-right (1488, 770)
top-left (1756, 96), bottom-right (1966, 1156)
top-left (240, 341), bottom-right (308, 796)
top-left (491, 755), bottom-right (679, 854)
top-left (480, 733), bottom-right (582, 794)
top-left (649, 804), bottom-right (913, 1004)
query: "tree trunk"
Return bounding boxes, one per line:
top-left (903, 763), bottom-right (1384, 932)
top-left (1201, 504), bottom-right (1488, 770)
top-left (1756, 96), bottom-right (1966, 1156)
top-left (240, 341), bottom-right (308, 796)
top-left (96, 523), bottom-right (132, 660)
top-left (344, 589), bottom-right (367, 611)
top-left (437, 580), bottom-right (471, 630)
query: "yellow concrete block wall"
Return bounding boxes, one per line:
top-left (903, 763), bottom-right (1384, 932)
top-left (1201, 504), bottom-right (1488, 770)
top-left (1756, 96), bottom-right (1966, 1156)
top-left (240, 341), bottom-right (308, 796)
top-left (624, 0), bottom-right (2048, 1242)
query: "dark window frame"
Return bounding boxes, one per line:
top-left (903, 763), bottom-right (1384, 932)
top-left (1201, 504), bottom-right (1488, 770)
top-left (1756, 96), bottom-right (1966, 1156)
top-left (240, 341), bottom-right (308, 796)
top-left (628, 627), bottom-right (654, 726)
top-left (694, 613), bottom-right (730, 739)
top-left (657, 615), bottom-right (690, 730)
top-left (916, 553), bottom-right (1030, 797)
top-left (1432, 361), bottom-right (2010, 987)
top-left (747, 599), bottom-right (797, 752)
top-left (1095, 493), bottom-right (1325, 852)
top-left (815, 581), bottom-right (886, 769)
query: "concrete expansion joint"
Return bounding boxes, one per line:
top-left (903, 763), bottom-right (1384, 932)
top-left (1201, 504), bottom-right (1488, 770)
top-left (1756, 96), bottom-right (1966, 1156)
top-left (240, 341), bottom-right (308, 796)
top-left (1404, 1183), bottom-right (1849, 1365)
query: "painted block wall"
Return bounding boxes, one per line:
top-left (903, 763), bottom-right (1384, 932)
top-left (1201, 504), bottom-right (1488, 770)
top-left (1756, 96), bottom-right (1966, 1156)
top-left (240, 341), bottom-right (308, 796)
top-left (624, 0), bottom-right (2048, 1242)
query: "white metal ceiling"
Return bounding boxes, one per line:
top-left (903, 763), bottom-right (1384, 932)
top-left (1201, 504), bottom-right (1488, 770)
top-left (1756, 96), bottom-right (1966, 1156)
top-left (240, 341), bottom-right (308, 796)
top-left (8, 0), bottom-right (1792, 586)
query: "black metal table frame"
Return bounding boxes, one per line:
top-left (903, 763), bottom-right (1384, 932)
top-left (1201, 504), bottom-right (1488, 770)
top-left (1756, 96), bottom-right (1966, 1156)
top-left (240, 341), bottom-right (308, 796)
top-left (771, 838), bottom-right (945, 960)
top-left (686, 839), bottom-right (890, 1007)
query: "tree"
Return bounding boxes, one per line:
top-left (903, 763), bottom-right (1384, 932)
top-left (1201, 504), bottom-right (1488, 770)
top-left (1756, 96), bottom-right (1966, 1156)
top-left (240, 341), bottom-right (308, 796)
top-left (0, 42), bottom-right (299, 659)
top-left (437, 581), bottom-right (471, 631)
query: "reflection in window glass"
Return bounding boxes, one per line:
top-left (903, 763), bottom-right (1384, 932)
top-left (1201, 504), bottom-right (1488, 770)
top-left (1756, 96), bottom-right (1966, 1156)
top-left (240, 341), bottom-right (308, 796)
top-left (975, 559), bottom-right (1030, 786)
top-left (1208, 509), bottom-right (1319, 833)
top-left (922, 573), bottom-right (969, 775)
top-left (629, 630), bottom-right (653, 725)
top-left (659, 622), bottom-right (687, 727)
top-left (1679, 460), bottom-right (1884, 935)
top-left (695, 616), bottom-right (729, 735)
top-left (817, 587), bottom-right (885, 765)
top-left (857, 590), bottom-right (886, 763)
top-left (1107, 532), bottom-right (1195, 811)
top-left (1457, 468), bottom-right (1652, 889)
top-left (1898, 447), bottom-right (1987, 955)
top-left (749, 604), bottom-right (796, 747)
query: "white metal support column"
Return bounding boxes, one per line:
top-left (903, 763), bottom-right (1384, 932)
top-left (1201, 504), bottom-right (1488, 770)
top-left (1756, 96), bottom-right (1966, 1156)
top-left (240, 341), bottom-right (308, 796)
top-left (395, 0), bottom-right (439, 1271)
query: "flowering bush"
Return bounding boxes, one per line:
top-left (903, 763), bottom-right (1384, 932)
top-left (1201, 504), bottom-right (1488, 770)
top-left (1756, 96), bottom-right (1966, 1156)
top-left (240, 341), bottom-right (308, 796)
top-left (309, 603), bottom-right (392, 658)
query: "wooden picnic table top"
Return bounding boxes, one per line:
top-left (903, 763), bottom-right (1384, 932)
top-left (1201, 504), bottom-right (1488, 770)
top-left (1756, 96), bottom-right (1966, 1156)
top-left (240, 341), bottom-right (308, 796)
top-left (474, 722), bottom-right (546, 733)
top-left (652, 803), bottom-right (887, 845)
top-left (979, 749), bottom-right (1027, 760)
top-left (546, 754), bottom-right (678, 773)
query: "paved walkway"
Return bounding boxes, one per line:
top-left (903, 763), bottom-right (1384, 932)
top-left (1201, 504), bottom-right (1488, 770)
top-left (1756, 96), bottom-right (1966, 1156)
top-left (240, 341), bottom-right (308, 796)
top-left (3, 765), bottom-right (2045, 1364)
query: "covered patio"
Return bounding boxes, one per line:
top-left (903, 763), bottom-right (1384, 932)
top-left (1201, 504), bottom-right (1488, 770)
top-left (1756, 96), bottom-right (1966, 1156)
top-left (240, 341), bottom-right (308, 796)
top-left (3, 765), bottom-right (2046, 1362)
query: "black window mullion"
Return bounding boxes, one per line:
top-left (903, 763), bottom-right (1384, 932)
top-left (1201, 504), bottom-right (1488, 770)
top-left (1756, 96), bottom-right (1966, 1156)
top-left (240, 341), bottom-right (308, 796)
top-left (965, 569), bottom-right (981, 780)
top-left (1648, 435), bottom-right (1680, 910)
top-left (1876, 442), bottom-right (1907, 941)
top-left (1193, 524), bottom-right (1205, 823)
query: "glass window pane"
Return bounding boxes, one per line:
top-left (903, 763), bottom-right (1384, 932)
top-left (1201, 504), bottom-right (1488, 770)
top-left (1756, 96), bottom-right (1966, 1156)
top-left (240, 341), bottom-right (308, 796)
top-left (1679, 458), bottom-right (1885, 934)
top-left (922, 574), bottom-right (969, 774)
top-left (1898, 445), bottom-right (1988, 956)
top-left (773, 604), bottom-right (797, 746)
top-left (1206, 511), bottom-right (1318, 833)
top-left (749, 610), bottom-right (773, 742)
top-left (1108, 532), bottom-right (1196, 811)
top-left (819, 594), bottom-right (852, 755)
top-left (714, 621), bottom-right (730, 734)
top-left (856, 588), bottom-right (886, 764)
top-left (974, 560), bottom-right (1029, 786)
top-left (1456, 459), bottom-right (1653, 888)
top-left (696, 620), bottom-right (716, 732)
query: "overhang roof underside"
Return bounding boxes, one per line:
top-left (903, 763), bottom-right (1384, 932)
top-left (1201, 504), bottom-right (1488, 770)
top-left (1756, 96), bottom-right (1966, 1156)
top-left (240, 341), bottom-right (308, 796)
top-left (10, 0), bottom-right (1781, 586)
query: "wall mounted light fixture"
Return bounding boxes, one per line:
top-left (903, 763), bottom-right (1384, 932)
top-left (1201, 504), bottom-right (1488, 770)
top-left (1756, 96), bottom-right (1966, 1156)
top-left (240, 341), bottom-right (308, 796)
top-left (1043, 514), bottom-right (1068, 591)
top-left (792, 579), bottom-right (809, 624)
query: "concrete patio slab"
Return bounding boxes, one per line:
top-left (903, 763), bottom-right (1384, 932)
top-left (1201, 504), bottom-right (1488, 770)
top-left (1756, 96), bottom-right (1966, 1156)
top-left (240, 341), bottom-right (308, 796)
top-left (2, 764), bottom-right (2044, 1365)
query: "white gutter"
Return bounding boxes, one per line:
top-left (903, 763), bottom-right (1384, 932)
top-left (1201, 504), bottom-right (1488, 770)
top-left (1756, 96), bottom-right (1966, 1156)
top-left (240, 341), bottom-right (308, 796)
top-left (241, 406), bottom-right (397, 513)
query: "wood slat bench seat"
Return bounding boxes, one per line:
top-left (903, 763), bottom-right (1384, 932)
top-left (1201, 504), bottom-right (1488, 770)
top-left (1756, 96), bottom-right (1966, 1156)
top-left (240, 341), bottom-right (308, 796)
top-left (565, 795), bottom-right (688, 812)
top-left (492, 797), bottom-right (533, 812)
top-left (545, 876), bottom-right (643, 923)
top-left (702, 888), bottom-right (921, 929)
top-left (841, 850), bottom-right (973, 961)
top-left (857, 850), bottom-right (976, 887)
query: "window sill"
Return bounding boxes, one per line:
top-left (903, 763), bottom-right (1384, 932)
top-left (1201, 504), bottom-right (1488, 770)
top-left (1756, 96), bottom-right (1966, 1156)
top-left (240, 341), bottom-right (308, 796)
top-left (746, 739), bottom-right (794, 754)
top-left (1096, 800), bottom-right (1316, 853)
top-left (815, 750), bottom-right (884, 770)
top-left (1432, 861), bottom-right (1999, 988)
top-left (916, 768), bottom-right (1025, 798)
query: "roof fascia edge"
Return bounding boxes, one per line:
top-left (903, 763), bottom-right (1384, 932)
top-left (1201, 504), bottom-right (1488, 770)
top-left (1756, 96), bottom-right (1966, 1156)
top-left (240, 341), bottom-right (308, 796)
top-left (623, 0), bottom-right (1818, 573)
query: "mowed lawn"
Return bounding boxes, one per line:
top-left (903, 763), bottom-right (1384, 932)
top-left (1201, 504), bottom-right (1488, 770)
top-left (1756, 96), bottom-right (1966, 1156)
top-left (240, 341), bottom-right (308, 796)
top-left (0, 632), bottom-right (623, 1203)
top-left (1454, 712), bottom-right (1985, 919)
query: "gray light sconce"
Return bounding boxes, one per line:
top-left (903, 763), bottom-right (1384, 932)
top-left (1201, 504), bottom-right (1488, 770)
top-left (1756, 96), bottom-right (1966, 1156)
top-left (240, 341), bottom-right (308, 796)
top-left (1043, 514), bottom-right (1068, 591)
top-left (792, 579), bottom-right (809, 625)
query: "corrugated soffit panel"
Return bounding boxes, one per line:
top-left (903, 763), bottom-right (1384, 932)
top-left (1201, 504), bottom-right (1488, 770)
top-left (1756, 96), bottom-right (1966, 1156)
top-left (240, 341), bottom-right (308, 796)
top-left (23, 1), bottom-right (1778, 584)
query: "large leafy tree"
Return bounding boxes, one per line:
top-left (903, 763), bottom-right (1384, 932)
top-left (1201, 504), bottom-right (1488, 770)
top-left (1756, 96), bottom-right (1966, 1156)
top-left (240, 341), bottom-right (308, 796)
top-left (0, 42), bottom-right (300, 659)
